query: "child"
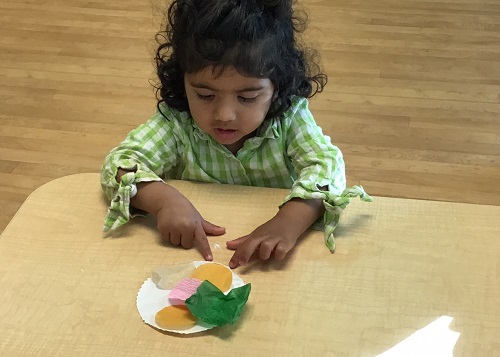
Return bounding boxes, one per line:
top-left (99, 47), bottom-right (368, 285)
top-left (101, 0), bottom-right (371, 269)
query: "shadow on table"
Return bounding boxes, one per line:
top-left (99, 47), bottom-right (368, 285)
top-left (333, 213), bottom-right (373, 239)
top-left (209, 303), bottom-right (253, 340)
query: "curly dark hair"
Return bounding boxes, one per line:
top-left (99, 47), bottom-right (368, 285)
top-left (155, 0), bottom-right (327, 120)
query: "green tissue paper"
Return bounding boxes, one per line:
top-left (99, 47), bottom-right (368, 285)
top-left (185, 280), bottom-right (251, 326)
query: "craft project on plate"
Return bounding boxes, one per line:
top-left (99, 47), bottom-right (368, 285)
top-left (136, 261), bottom-right (251, 334)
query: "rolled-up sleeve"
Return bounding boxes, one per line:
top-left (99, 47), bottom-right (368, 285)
top-left (282, 99), bottom-right (372, 252)
top-left (100, 110), bottom-right (181, 232)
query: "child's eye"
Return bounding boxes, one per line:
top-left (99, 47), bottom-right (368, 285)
top-left (196, 93), bottom-right (214, 101)
top-left (238, 96), bottom-right (257, 103)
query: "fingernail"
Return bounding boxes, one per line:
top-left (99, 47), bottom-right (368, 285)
top-left (206, 254), bottom-right (213, 261)
top-left (238, 261), bottom-right (246, 266)
top-left (229, 261), bottom-right (237, 269)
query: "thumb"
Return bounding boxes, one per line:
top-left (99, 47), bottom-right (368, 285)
top-left (201, 219), bottom-right (226, 236)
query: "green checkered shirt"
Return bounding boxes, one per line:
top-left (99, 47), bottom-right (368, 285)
top-left (101, 96), bottom-right (371, 251)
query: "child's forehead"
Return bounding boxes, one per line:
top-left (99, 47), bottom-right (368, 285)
top-left (185, 66), bottom-right (272, 91)
top-left (188, 66), bottom-right (251, 79)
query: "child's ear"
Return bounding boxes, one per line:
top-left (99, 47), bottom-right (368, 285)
top-left (272, 90), bottom-right (278, 101)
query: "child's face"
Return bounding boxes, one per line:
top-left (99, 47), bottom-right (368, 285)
top-left (184, 66), bottom-right (275, 154)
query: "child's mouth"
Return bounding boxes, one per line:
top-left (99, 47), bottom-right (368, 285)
top-left (214, 128), bottom-right (237, 140)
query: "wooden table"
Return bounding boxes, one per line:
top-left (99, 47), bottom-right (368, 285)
top-left (0, 173), bottom-right (498, 356)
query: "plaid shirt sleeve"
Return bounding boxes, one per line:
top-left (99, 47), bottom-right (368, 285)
top-left (100, 109), bottom-right (182, 232)
top-left (282, 98), bottom-right (372, 252)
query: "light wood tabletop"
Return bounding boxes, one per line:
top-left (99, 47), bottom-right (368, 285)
top-left (2, 0), bottom-right (500, 236)
top-left (0, 173), bottom-right (498, 356)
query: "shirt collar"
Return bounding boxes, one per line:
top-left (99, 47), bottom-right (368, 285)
top-left (256, 117), bottom-right (281, 139)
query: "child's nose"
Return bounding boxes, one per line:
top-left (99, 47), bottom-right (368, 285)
top-left (214, 100), bottom-right (236, 122)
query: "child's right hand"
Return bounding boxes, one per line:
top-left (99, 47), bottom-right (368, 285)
top-left (154, 191), bottom-right (226, 261)
top-left (126, 179), bottom-right (225, 260)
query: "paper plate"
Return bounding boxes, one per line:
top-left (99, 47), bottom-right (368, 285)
top-left (136, 261), bottom-right (245, 334)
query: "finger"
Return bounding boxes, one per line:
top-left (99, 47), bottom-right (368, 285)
top-left (274, 240), bottom-right (293, 260)
top-left (180, 230), bottom-right (194, 249)
top-left (229, 237), bottom-right (263, 269)
top-left (159, 231), bottom-right (170, 245)
top-left (259, 239), bottom-right (281, 260)
top-left (226, 235), bottom-right (248, 250)
top-left (194, 224), bottom-right (213, 261)
top-left (157, 223), bottom-right (173, 245)
top-left (169, 232), bottom-right (181, 246)
top-left (201, 219), bottom-right (226, 236)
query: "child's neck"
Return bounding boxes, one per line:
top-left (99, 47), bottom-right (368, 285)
top-left (224, 131), bottom-right (257, 155)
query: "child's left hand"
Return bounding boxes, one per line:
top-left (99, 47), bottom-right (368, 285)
top-left (226, 198), bottom-right (325, 268)
top-left (226, 217), bottom-right (299, 269)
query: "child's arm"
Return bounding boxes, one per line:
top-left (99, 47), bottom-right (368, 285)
top-left (226, 197), bottom-right (324, 268)
top-left (116, 169), bottom-right (225, 261)
top-left (227, 98), bottom-right (349, 266)
top-left (102, 108), bottom-right (225, 260)
top-left (101, 112), bottom-right (179, 232)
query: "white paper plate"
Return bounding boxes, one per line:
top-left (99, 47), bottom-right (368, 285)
top-left (136, 261), bottom-right (245, 334)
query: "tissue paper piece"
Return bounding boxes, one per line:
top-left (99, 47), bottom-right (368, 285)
top-left (186, 280), bottom-right (251, 326)
top-left (191, 262), bottom-right (233, 292)
top-left (137, 261), bottom-right (246, 334)
top-left (155, 305), bottom-right (197, 330)
top-left (169, 278), bottom-right (203, 305)
top-left (152, 262), bottom-right (195, 290)
top-left (377, 316), bottom-right (460, 357)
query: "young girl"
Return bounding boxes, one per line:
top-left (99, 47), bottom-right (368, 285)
top-left (101, 0), bottom-right (371, 269)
